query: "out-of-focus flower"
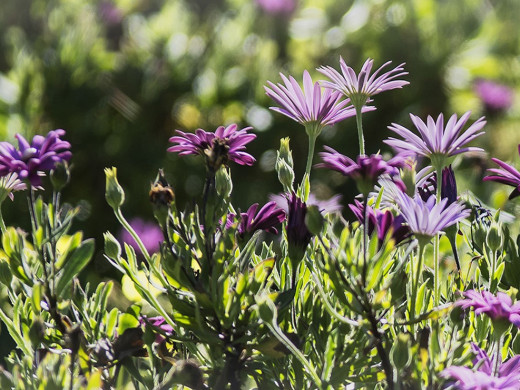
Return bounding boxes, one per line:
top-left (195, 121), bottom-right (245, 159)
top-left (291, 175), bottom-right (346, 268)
top-left (0, 172), bottom-right (26, 202)
top-left (317, 58), bottom-right (408, 108)
top-left (317, 147), bottom-right (405, 195)
top-left (140, 316), bottom-right (174, 344)
top-left (349, 199), bottom-right (410, 246)
top-left (456, 290), bottom-right (520, 328)
top-left (255, 0), bottom-right (296, 15)
top-left (385, 112), bottom-right (486, 170)
top-left (484, 146), bottom-right (520, 200)
top-left (0, 129), bottom-right (72, 187)
top-left (168, 124), bottom-right (256, 172)
top-left (234, 201), bottom-right (286, 236)
top-left (475, 79), bottom-right (514, 113)
top-left (99, 1), bottom-right (123, 25)
top-left (442, 343), bottom-right (520, 389)
top-left (269, 192), bottom-right (343, 214)
top-left (120, 218), bottom-right (163, 255)
top-left (394, 192), bottom-right (470, 243)
top-left (265, 71), bottom-right (370, 137)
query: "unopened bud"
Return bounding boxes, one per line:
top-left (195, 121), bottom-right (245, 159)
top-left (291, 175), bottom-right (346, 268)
top-left (105, 167), bottom-right (125, 209)
top-left (486, 222), bottom-right (504, 252)
top-left (215, 167), bottom-right (233, 198)
top-left (50, 161), bottom-right (71, 192)
top-left (278, 137), bottom-right (293, 168)
top-left (275, 159), bottom-right (294, 191)
top-left (391, 333), bottom-right (411, 369)
top-left (104, 232), bottom-right (122, 260)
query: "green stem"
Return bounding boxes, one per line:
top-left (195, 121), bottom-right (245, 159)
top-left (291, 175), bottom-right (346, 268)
top-left (411, 243), bottom-right (426, 326)
top-left (355, 105), bottom-right (365, 156)
top-left (433, 167), bottom-right (442, 307)
top-left (489, 249), bottom-right (497, 293)
top-left (302, 134), bottom-right (317, 202)
top-left (0, 203), bottom-right (6, 234)
top-left (114, 208), bottom-right (151, 263)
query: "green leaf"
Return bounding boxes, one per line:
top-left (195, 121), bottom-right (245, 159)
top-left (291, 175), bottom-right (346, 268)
top-left (56, 239), bottom-right (95, 297)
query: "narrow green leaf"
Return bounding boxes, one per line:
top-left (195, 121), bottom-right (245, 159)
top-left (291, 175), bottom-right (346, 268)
top-left (56, 239), bottom-right (95, 297)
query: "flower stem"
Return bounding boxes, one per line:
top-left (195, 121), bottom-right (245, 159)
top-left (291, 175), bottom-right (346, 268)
top-left (302, 134), bottom-right (317, 202)
top-left (355, 105), bottom-right (365, 156)
top-left (114, 208), bottom-right (151, 263)
top-left (411, 243), bottom-right (426, 325)
top-left (0, 203), bottom-right (6, 234)
top-left (433, 167), bottom-right (442, 307)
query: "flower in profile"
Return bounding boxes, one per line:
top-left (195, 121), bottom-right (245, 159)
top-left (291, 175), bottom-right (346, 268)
top-left (418, 165), bottom-right (458, 205)
top-left (317, 147), bottom-right (406, 195)
top-left (349, 199), bottom-right (410, 246)
top-left (286, 193), bottom-right (312, 255)
top-left (140, 316), bottom-right (174, 344)
top-left (234, 201), bottom-right (286, 236)
top-left (385, 112), bottom-right (486, 170)
top-left (475, 79), bottom-right (514, 113)
top-left (442, 343), bottom-right (520, 389)
top-left (484, 146), bottom-right (520, 200)
top-left (269, 192), bottom-right (343, 214)
top-left (265, 70), bottom-right (370, 137)
top-left (120, 218), bottom-right (163, 256)
top-left (168, 124), bottom-right (256, 172)
top-left (0, 173), bottom-right (26, 202)
top-left (393, 191), bottom-right (470, 243)
top-left (0, 129), bottom-right (72, 187)
top-left (255, 0), bottom-right (296, 15)
top-left (456, 290), bottom-right (520, 328)
top-left (317, 57), bottom-right (409, 108)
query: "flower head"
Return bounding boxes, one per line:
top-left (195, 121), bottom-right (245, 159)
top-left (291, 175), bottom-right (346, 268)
top-left (140, 316), bottom-right (174, 344)
top-left (475, 79), bottom-right (514, 113)
top-left (265, 71), bottom-right (369, 137)
top-left (168, 124), bottom-right (256, 172)
top-left (418, 165), bottom-right (458, 205)
top-left (318, 147), bottom-right (406, 195)
top-left (0, 173), bottom-right (26, 202)
top-left (234, 201), bottom-right (286, 236)
top-left (286, 193), bottom-right (312, 255)
top-left (270, 192), bottom-right (343, 214)
top-left (0, 129), bottom-right (72, 187)
top-left (456, 290), bottom-right (520, 328)
top-left (120, 218), bottom-right (163, 255)
top-left (317, 57), bottom-right (409, 108)
top-left (484, 146), bottom-right (520, 200)
top-left (385, 112), bottom-right (486, 170)
top-left (442, 343), bottom-right (520, 390)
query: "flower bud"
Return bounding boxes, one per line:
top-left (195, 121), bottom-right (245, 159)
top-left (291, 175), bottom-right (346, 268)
top-left (278, 137), bottom-right (293, 168)
top-left (391, 333), bottom-right (411, 369)
top-left (215, 166), bottom-right (233, 198)
top-left (275, 159), bottom-right (294, 191)
top-left (400, 160), bottom-right (417, 198)
top-left (486, 222), bottom-right (504, 252)
top-left (104, 232), bottom-right (122, 260)
top-left (105, 167), bottom-right (125, 209)
top-left (50, 161), bottom-right (71, 192)
top-left (305, 205), bottom-right (324, 236)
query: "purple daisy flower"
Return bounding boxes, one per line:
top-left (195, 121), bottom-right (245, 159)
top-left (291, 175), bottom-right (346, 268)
top-left (140, 316), bottom-right (174, 344)
top-left (475, 79), bottom-right (514, 113)
top-left (269, 192), bottom-right (343, 214)
top-left (456, 290), bottom-right (520, 328)
top-left (0, 172), bottom-right (26, 202)
top-left (235, 201), bottom-right (286, 236)
top-left (442, 343), bottom-right (520, 390)
top-left (286, 192), bottom-right (312, 252)
top-left (265, 70), bottom-right (371, 136)
top-left (317, 57), bottom-right (409, 107)
top-left (168, 124), bottom-right (256, 172)
top-left (418, 165), bottom-right (458, 205)
top-left (484, 146), bottom-right (520, 200)
top-left (317, 147), bottom-right (406, 195)
top-left (120, 218), bottom-right (164, 256)
top-left (385, 112), bottom-right (486, 169)
top-left (349, 199), bottom-right (410, 246)
top-left (0, 129), bottom-right (72, 187)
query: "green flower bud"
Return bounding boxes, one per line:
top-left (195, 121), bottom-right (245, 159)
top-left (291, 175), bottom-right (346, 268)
top-left (275, 159), bottom-right (295, 191)
top-left (278, 137), bottom-right (293, 168)
top-left (391, 333), bottom-right (411, 369)
top-left (104, 232), bottom-right (122, 260)
top-left (50, 161), bottom-right (71, 192)
top-left (305, 205), bottom-right (324, 236)
top-left (0, 260), bottom-right (12, 285)
top-left (105, 167), bottom-right (125, 209)
top-left (400, 159), bottom-right (417, 197)
top-left (486, 222), bottom-right (504, 252)
top-left (215, 166), bottom-right (233, 198)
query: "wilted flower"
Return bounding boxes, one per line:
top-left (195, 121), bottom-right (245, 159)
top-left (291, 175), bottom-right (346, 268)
top-left (265, 71), bottom-right (368, 137)
top-left (255, 0), bottom-right (296, 15)
top-left (317, 147), bottom-right (405, 195)
top-left (349, 199), bottom-right (410, 246)
top-left (317, 57), bottom-right (409, 108)
top-left (0, 172), bottom-right (26, 202)
top-left (0, 129), bottom-right (72, 187)
top-left (456, 290), bottom-right (520, 328)
top-left (484, 146), bottom-right (520, 199)
top-left (385, 112), bottom-right (486, 170)
top-left (120, 218), bottom-right (163, 256)
top-left (475, 79), bottom-right (514, 113)
top-left (442, 343), bottom-right (520, 389)
top-left (168, 124), bottom-right (256, 172)
top-left (234, 201), bottom-right (286, 236)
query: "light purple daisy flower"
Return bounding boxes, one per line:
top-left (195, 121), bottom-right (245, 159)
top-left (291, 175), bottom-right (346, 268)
top-left (234, 201), bottom-right (286, 236)
top-left (265, 70), bottom-right (371, 136)
top-left (442, 343), bottom-right (520, 390)
top-left (0, 172), bottom-right (26, 202)
top-left (168, 124), bottom-right (256, 171)
top-left (317, 57), bottom-right (409, 107)
top-left (484, 145), bottom-right (520, 200)
top-left (0, 129), bottom-right (71, 187)
top-left (456, 290), bottom-right (520, 328)
top-left (385, 112), bottom-right (486, 169)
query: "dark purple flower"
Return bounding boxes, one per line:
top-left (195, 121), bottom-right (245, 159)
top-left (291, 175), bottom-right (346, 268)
top-left (0, 129), bottom-right (71, 187)
top-left (235, 201), bottom-right (286, 236)
top-left (484, 146), bottom-right (520, 200)
top-left (349, 199), bottom-right (410, 246)
top-left (270, 192), bottom-right (343, 214)
top-left (286, 193), bottom-right (312, 253)
top-left (318, 147), bottom-right (406, 195)
top-left (456, 290), bottom-right (520, 328)
top-left (475, 79), bottom-right (514, 113)
top-left (168, 124), bottom-right (256, 172)
top-left (442, 343), bottom-right (520, 389)
top-left (120, 218), bottom-right (163, 255)
top-left (418, 165), bottom-right (458, 205)
top-left (140, 316), bottom-right (174, 344)
top-left (255, 0), bottom-right (296, 15)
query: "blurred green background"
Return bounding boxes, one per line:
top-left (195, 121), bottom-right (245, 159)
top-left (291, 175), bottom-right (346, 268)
top-left (1, 0), bottom-right (519, 273)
